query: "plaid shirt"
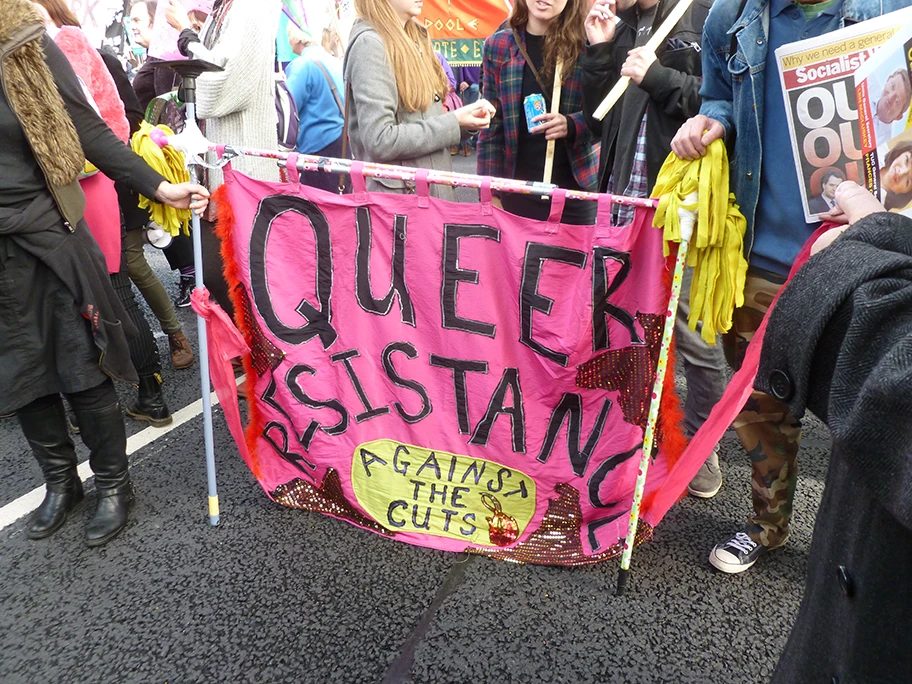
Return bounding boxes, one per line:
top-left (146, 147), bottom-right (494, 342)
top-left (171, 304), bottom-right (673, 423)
top-left (613, 111), bottom-right (649, 226)
top-left (477, 28), bottom-right (600, 190)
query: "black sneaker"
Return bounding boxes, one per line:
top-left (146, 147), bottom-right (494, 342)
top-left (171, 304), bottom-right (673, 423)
top-left (175, 275), bottom-right (194, 308)
top-left (709, 531), bottom-right (787, 574)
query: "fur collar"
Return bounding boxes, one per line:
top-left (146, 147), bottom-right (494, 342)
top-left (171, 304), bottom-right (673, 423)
top-left (0, 0), bottom-right (85, 187)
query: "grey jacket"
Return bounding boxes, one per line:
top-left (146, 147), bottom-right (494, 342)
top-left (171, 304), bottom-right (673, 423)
top-left (344, 20), bottom-right (460, 201)
top-left (756, 213), bottom-right (912, 683)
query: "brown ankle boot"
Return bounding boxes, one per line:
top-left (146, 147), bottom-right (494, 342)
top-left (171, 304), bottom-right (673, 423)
top-left (168, 330), bottom-right (195, 369)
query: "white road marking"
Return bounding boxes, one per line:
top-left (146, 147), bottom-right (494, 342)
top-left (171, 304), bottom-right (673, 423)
top-left (0, 377), bottom-right (243, 532)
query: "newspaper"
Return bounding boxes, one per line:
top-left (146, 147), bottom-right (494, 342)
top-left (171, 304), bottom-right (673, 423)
top-left (854, 23), bottom-right (912, 218)
top-left (775, 7), bottom-right (912, 222)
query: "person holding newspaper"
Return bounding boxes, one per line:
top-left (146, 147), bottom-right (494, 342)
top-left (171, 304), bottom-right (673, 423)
top-left (671, 0), bottom-right (909, 574)
top-left (580, 0), bottom-right (729, 500)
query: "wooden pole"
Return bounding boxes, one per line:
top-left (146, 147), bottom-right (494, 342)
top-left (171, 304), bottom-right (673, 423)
top-left (542, 62), bottom-right (564, 185)
top-left (593, 0), bottom-right (695, 120)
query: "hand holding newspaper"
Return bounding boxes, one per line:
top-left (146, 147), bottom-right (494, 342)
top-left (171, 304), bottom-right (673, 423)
top-left (774, 6), bottom-right (912, 222)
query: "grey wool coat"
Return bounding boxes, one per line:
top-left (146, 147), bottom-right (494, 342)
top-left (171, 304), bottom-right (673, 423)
top-left (344, 20), bottom-right (461, 201)
top-left (755, 212), bottom-right (912, 684)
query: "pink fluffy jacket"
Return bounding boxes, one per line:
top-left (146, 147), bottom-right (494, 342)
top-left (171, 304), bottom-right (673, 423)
top-left (54, 27), bottom-right (131, 274)
top-left (53, 27), bottom-right (129, 141)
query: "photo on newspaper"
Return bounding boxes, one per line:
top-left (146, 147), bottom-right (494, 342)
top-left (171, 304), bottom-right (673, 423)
top-left (855, 24), bottom-right (912, 219)
top-left (775, 7), bottom-right (912, 223)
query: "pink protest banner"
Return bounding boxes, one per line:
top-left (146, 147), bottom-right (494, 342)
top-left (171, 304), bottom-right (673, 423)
top-left (212, 163), bottom-right (686, 565)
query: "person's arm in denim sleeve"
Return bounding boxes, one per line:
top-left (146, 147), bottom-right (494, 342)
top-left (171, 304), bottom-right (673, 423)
top-left (696, 26), bottom-right (734, 139)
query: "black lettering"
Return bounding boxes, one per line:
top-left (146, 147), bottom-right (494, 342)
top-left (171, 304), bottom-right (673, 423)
top-left (586, 512), bottom-right (626, 552)
top-left (262, 421), bottom-right (315, 475)
top-left (387, 500), bottom-right (408, 528)
top-left (537, 394), bottom-right (613, 476)
top-left (429, 355), bottom-right (488, 434)
top-left (285, 365), bottom-right (348, 449)
top-left (416, 452), bottom-right (442, 479)
top-left (442, 508), bottom-right (459, 532)
top-left (592, 246), bottom-right (643, 351)
top-left (451, 486), bottom-right (469, 508)
top-left (382, 342), bottom-right (432, 423)
top-left (393, 445), bottom-right (410, 475)
top-left (410, 479), bottom-right (426, 500)
top-left (249, 195), bottom-right (337, 348)
top-left (359, 448), bottom-right (387, 477)
top-left (429, 483), bottom-right (448, 505)
top-left (460, 512), bottom-right (477, 536)
top-left (588, 445), bottom-right (640, 508)
top-left (355, 208), bottom-right (415, 325)
top-left (412, 505), bottom-right (431, 530)
top-left (519, 243), bottom-right (587, 366)
top-left (469, 368), bottom-right (526, 452)
top-left (487, 467), bottom-right (510, 493)
top-left (461, 461), bottom-right (486, 485)
top-left (504, 481), bottom-right (528, 498)
top-left (441, 224), bottom-right (500, 336)
top-left (261, 376), bottom-right (321, 455)
top-left (446, 455), bottom-right (457, 482)
top-left (330, 349), bottom-right (390, 422)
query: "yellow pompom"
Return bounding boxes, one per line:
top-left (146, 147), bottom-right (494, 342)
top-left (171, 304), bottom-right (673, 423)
top-left (131, 121), bottom-right (192, 236)
top-left (651, 140), bottom-right (748, 344)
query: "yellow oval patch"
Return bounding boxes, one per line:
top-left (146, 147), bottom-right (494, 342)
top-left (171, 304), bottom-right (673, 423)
top-left (351, 439), bottom-right (536, 547)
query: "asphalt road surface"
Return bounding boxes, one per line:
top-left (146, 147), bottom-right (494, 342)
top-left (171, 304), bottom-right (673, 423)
top-left (0, 153), bottom-right (831, 683)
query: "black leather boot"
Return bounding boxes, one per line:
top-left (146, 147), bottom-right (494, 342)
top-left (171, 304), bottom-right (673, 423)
top-left (17, 399), bottom-right (84, 539)
top-left (74, 402), bottom-right (134, 547)
top-left (125, 374), bottom-right (172, 427)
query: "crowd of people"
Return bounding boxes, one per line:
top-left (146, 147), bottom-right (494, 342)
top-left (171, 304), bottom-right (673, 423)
top-left (1, 0), bottom-right (910, 678)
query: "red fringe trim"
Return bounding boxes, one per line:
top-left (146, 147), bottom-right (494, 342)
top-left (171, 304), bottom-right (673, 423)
top-left (211, 185), bottom-right (266, 483)
top-left (642, 250), bottom-right (689, 513)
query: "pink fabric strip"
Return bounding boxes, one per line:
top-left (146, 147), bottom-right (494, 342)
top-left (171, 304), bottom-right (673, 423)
top-left (643, 223), bottom-right (835, 526)
top-left (285, 152), bottom-right (300, 184)
top-left (480, 177), bottom-right (493, 216)
top-left (548, 188), bottom-right (566, 225)
top-left (416, 168), bottom-right (430, 208)
top-left (189, 287), bottom-right (255, 471)
top-left (596, 194), bottom-right (613, 235)
top-left (350, 160), bottom-right (367, 198)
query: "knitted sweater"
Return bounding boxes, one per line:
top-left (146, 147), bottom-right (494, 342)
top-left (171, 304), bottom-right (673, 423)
top-left (187, 0), bottom-right (282, 187)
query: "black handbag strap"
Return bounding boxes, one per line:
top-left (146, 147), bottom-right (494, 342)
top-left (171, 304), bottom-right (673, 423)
top-left (338, 79), bottom-right (352, 194)
top-left (512, 28), bottom-right (551, 103)
top-left (314, 60), bottom-right (345, 116)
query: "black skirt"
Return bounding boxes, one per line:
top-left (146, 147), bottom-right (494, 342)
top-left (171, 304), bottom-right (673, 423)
top-left (0, 216), bottom-right (116, 413)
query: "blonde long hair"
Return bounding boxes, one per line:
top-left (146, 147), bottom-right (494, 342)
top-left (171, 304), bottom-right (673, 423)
top-left (354, 0), bottom-right (448, 112)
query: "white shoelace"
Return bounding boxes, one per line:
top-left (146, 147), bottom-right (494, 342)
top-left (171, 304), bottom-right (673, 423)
top-left (725, 532), bottom-right (758, 555)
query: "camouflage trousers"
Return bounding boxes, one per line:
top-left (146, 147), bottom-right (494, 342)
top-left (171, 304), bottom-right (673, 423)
top-left (722, 272), bottom-right (801, 548)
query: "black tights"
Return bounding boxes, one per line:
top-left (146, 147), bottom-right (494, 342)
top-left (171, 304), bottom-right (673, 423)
top-left (110, 270), bottom-right (161, 377)
top-left (16, 379), bottom-right (117, 416)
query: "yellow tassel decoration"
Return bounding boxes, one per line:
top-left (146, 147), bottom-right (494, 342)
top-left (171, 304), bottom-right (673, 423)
top-left (651, 139), bottom-right (748, 344)
top-left (131, 121), bottom-right (191, 236)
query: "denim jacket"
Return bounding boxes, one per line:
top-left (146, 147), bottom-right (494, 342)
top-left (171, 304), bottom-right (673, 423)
top-left (698, 0), bottom-right (907, 258)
